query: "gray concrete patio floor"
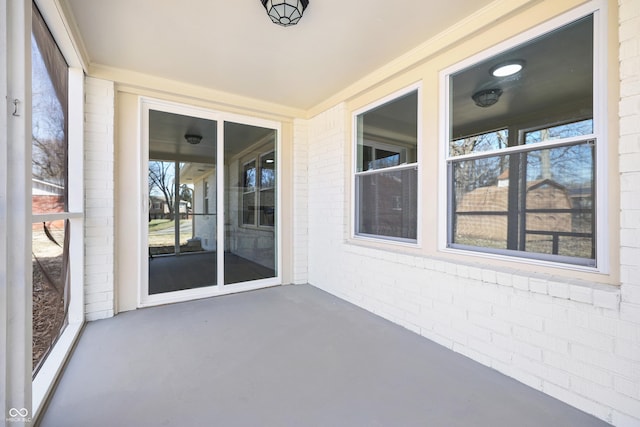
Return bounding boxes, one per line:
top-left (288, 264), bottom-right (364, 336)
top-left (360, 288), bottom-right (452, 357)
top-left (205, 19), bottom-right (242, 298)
top-left (37, 284), bottom-right (611, 427)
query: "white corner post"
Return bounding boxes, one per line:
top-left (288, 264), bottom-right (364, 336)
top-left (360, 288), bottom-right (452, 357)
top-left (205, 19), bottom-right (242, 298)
top-left (1, 0), bottom-right (33, 425)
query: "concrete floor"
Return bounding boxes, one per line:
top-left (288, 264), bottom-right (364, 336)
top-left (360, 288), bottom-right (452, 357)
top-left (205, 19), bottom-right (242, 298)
top-left (38, 285), bottom-right (610, 427)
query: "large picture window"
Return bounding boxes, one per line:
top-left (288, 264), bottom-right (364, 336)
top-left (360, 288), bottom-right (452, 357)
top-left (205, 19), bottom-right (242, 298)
top-left (28, 6), bottom-right (86, 418)
top-left (31, 4), bottom-right (71, 374)
top-left (354, 87), bottom-right (419, 242)
top-left (445, 14), bottom-right (598, 267)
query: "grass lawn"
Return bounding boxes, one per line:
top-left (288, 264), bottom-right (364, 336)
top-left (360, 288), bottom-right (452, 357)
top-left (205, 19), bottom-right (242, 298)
top-left (148, 219), bottom-right (176, 232)
top-left (148, 219), bottom-right (192, 247)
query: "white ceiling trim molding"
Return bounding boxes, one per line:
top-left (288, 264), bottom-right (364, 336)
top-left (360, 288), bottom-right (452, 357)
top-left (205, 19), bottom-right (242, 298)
top-left (36, 0), bottom-right (89, 71)
top-left (90, 64), bottom-right (306, 121)
top-left (306, 0), bottom-right (540, 118)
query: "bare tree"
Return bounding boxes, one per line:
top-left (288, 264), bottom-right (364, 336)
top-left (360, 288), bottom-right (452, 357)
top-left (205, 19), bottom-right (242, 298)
top-left (452, 130), bottom-right (508, 199)
top-left (149, 161), bottom-right (175, 219)
top-left (32, 52), bottom-right (66, 186)
top-left (32, 136), bottom-right (66, 184)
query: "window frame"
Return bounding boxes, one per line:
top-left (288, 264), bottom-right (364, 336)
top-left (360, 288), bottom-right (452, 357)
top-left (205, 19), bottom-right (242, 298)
top-left (351, 82), bottom-right (422, 246)
top-left (240, 149), bottom-right (277, 230)
top-left (241, 158), bottom-right (257, 226)
top-left (26, 0), bottom-right (86, 419)
top-left (439, 0), bottom-right (608, 273)
top-left (203, 180), bottom-right (209, 214)
top-left (258, 151), bottom-right (276, 227)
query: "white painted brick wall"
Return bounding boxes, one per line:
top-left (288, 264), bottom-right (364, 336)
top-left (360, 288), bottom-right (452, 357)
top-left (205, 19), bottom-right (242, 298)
top-left (307, 103), bottom-right (348, 297)
top-left (84, 77), bottom-right (115, 321)
top-left (617, 2), bottom-right (640, 425)
top-left (292, 118), bottom-right (309, 284)
top-left (304, 3), bottom-right (640, 425)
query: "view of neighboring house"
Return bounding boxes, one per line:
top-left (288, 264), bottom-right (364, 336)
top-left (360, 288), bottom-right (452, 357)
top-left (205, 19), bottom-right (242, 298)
top-left (455, 171), bottom-right (576, 248)
top-left (32, 179), bottom-right (65, 215)
top-left (148, 196), bottom-right (189, 220)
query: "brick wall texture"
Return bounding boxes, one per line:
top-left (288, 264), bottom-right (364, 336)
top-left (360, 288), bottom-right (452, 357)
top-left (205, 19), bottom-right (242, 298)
top-left (83, 77), bottom-right (115, 321)
top-left (293, 118), bottom-right (310, 284)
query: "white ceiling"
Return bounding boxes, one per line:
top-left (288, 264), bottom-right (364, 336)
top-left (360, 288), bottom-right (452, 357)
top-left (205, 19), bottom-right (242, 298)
top-left (62, 0), bottom-right (495, 111)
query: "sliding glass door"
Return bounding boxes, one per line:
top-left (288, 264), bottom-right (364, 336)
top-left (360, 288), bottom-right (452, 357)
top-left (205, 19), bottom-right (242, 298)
top-left (224, 122), bottom-right (277, 285)
top-left (147, 110), bottom-right (217, 294)
top-left (142, 101), bottom-right (279, 304)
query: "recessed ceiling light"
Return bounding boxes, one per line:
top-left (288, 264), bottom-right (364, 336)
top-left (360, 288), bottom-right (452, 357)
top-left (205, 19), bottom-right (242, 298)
top-left (490, 60), bottom-right (525, 77)
top-left (265, 159), bottom-right (275, 164)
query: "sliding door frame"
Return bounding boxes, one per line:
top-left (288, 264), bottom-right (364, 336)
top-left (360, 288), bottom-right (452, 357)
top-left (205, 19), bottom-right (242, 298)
top-left (139, 98), bottom-right (282, 308)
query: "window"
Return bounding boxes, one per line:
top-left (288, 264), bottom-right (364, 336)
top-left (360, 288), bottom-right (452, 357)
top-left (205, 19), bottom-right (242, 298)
top-left (259, 152), bottom-right (275, 227)
top-left (241, 152), bottom-right (276, 228)
top-left (445, 14), bottom-right (598, 267)
top-left (242, 160), bottom-right (257, 225)
top-left (354, 87), bottom-right (419, 242)
top-left (31, 4), bottom-right (71, 374)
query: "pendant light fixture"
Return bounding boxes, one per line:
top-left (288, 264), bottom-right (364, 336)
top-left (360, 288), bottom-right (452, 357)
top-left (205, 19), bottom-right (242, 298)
top-left (261, 0), bottom-right (309, 27)
top-left (184, 134), bottom-right (203, 145)
top-left (472, 89), bottom-right (503, 108)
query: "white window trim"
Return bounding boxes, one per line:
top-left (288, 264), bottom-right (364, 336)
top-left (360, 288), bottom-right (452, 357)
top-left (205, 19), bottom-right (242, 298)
top-left (438, 0), bottom-right (608, 274)
top-left (2, 0), bottom-right (33, 421)
top-left (351, 82), bottom-right (422, 247)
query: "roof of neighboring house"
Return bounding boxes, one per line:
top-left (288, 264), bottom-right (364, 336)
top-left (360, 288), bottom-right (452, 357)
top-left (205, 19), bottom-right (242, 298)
top-left (458, 178), bottom-right (571, 212)
top-left (32, 178), bottom-right (64, 196)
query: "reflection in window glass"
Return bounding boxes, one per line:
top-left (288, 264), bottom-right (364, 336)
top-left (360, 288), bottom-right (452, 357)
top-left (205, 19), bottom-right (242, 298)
top-left (447, 14), bottom-right (596, 266)
top-left (259, 153), bottom-right (276, 227)
top-left (525, 119), bottom-right (594, 144)
top-left (355, 89), bottom-right (419, 241)
top-left (450, 129), bottom-right (508, 156)
top-left (32, 220), bottom-right (69, 372)
top-left (453, 155), bottom-right (511, 250)
top-left (242, 161), bottom-right (257, 225)
top-left (356, 91), bottom-right (418, 173)
top-left (243, 161), bottom-right (256, 190)
top-left (453, 143), bottom-right (594, 259)
top-left (32, 7), bottom-right (68, 215)
top-left (225, 122), bottom-right (277, 285)
top-left (367, 149), bottom-right (401, 170)
top-left (31, 4), bottom-right (71, 374)
top-left (260, 152), bottom-right (275, 188)
top-left (243, 193), bottom-right (256, 225)
top-left (357, 167), bottom-right (418, 240)
top-left (148, 161), bottom-right (182, 256)
top-left (259, 189), bottom-right (275, 227)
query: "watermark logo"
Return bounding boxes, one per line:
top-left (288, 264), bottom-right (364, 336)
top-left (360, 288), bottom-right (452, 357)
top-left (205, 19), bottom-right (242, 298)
top-left (9, 409), bottom-right (28, 418)
top-left (6, 407), bottom-right (31, 423)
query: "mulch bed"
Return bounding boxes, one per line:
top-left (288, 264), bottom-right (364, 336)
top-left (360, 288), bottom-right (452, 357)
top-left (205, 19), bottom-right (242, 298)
top-left (32, 256), bottom-right (66, 371)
